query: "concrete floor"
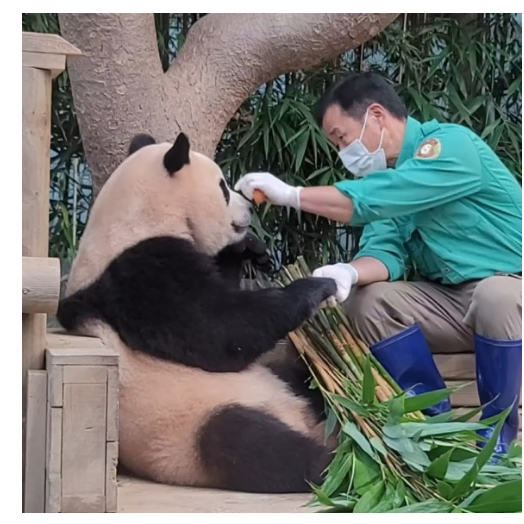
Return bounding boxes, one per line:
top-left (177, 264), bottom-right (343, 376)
top-left (117, 475), bottom-right (317, 513)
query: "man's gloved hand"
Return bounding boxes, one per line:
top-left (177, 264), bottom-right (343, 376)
top-left (243, 233), bottom-right (273, 273)
top-left (235, 172), bottom-right (302, 209)
top-left (312, 263), bottom-right (359, 307)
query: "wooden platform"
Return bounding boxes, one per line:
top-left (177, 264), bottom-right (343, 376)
top-left (117, 475), bottom-right (315, 513)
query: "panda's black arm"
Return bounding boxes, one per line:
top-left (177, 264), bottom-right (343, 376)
top-left (213, 243), bottom-right (244, 288)
top-left (205, 277), bottom-right (336, 372)
top-left (213, 233), bottom-right (273, 289)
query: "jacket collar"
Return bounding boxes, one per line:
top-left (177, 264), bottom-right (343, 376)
top-left (396, 116), bottom-right (422, 167)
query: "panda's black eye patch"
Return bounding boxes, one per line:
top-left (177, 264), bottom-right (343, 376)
top-left (219, 179), bottom-right (230, 205)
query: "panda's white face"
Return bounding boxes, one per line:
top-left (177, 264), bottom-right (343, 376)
top-left (184, 150), bottom-right (252, 254)
top-left (67, 134), bottom-right (254, 294)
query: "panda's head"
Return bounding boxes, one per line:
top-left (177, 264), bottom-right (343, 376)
top-left (67, 133), bottom-right (252, 294)
top-left (123, 132), bottom-right (252, 253)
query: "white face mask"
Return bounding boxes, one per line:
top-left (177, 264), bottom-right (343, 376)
top-left (338, 109), bottom-right (387, 177)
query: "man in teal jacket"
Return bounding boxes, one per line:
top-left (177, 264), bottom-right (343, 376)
top-left (236, 72), bottom-right (522, 455)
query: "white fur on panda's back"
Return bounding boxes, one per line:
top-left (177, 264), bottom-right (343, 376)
top-left (91, 323), bottom-right (325, 487)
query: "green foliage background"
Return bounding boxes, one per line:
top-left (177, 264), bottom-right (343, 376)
top-left (22, 14), bottom-right (522, 272)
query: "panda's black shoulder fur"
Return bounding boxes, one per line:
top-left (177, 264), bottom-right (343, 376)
top-left (57, 236), bottom-right (336, 373)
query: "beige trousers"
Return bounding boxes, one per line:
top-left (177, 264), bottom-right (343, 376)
top-left (343, 275), bottom-right (522, 353)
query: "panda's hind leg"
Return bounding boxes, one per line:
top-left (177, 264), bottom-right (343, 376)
top-left (198, 404), bottom-right (330, 493)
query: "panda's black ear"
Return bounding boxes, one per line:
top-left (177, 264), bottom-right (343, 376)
top-left (164, 133), bottom-right (190, 175)
top-left (128, 134), bottom-right (156, 156)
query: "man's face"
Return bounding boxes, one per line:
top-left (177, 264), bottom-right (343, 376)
top-left (321, 103), bottom-right (384, 153)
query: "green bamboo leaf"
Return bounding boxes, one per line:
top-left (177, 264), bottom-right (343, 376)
top-left (262, 125), bottom-right (270, 158)
top-left (330, 393), bottom-right (370, 416)
top-left (427, 448), bottom-right (454, 479)
top-left (312, 486), bottom-right (335, 507)
top-left (453, 405), bottom-right (485, 422)
top-left (283, 126), bottom-right (307, 148)
top-left (324, 408), bottom-right (337, 441)
top-left (361, 355), bottom-right (375, 405)
top-left (371, 484), bottom-right (396, 513)
top-left (427, 411), bottom-right (454, 423)
top-left (507, 441), bottom-right (522, 459)
top-left (383, 423), bottom-right (405, 439)
top-left (342, 422), bottom-right (377, 461)
top-left (465, 480), bottom-right (522, 513)
top-left (383, 436), bottom-right (431, 469)
top-left (386, 396), bottom-right (405, 425)
top-left (471, 408), bottom-right (511, 470)
top-left (399, 421), bottom-right (485, 438)
top-left (386, 499), bottom-right (453, 513)
top-left (369, 437), bottom-right (388, 457)
top-left (294, 130), bottom-right (310, 171)
top-left (392, 481), bottom-right (406, 509)
top-left (353, 450), bottom-right (381, 495)
top-left (437, 480), bottom-right (453, 499)
top-left (403, 387), bottom-right (455, 414)
top-left (506, 76), bottom-right (521, 97)
top-left (322, 452), bottom-right (353, 497)
top-left (353, 480), bottom-right (385, 513)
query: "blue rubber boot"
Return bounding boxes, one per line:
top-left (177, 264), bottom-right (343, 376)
top-left (370, 324), bottom-right (451, 416)
top-left (475, 334), bottom-right (522, 456)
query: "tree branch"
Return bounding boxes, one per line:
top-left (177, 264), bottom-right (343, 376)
top-left (59, 13), bottom-right (399, 192)
top-left (167, 14), bottom-right (399, 151)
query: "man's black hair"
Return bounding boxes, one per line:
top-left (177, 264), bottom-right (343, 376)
top-left (315, 72), bottom-right (408, 126)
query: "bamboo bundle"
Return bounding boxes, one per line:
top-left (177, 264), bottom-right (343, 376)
top-left (274, 258), bottom-right (522, 513)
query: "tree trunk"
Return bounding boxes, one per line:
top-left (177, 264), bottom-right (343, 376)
top-left (59, 13), bottom-right (399, 194)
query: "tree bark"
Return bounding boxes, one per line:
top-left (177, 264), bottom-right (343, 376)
top-left (59, 13), bottom-right (399, 193)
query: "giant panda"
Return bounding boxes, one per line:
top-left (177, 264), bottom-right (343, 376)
top-left (57, 132), bottom-right (337, 493)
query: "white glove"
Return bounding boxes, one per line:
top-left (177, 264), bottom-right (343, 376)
top-left (312, 263), bottom-right (359, 307)
top-left (234, 172), bottom-right (302, 209)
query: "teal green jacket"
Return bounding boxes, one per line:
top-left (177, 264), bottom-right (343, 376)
top-left (334, 117), bottom-right (522, 284)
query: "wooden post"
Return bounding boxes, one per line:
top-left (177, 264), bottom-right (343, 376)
top-left (22, 257), bottom-right (61, 314)
top-left (46, 332), bottom-right (119, 513)
top-left (22, 32), bottom-right (81, 513)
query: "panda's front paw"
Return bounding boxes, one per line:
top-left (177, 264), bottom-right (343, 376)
top-left (285, 277), bottom-right (337, 318)
top-left (244, 233), bottom-right (273, 273)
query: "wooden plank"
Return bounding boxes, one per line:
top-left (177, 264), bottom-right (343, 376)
top-left (22, 66), bottom-right (53, 483)
top-left (447, 380), bottom-right (522, 408)
top-left (63, 366), bottom-right (107, 384)
top-left (22, 65), bottom-right (51, 258)
top-left (46, 345), bottom-right (118, 366)
top-left (46, 332), bottom-right (118, 366)
top-left (106, 442), bottom-right (118, 512)
top-left (47, 364), bottom-right (63, 408)
top-left (61, 495), bottom-right (105, 513)
top-left (435, 353), bottom-right (475, 380)
top-left (22, 51), bottom-right (66, 79)
top-left (106, 366), bottom-right (119, 442)
top-left (117, 475), bottom-right (315, 513)
top-left (22, 32), bottom-right (82, 56)
top-left (62, 383), bottom-right (107, 509)
top-left (24, 371), bottom-right (47, 513)
top-left (47, 329), bottom-right (107, 347)
top-left (45, 407), bottom-right (62, 513)
top-left (22, 256), bottom-right (61, 314)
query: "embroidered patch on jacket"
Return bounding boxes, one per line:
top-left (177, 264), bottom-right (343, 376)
top-left (415, 138), bottom-right (441, 160)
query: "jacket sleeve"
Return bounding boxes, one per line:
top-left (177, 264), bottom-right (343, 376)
top-left (335, 128), bottom-right (483, 226)
top-left (353, 218), bottom-right (410, 281)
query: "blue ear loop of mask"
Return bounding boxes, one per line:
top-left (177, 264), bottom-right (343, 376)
top-left (338, 109), bottom-right (387, 177)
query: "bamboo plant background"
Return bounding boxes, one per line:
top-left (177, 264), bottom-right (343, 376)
top-left (22, 14), bottom-right (522, 273)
